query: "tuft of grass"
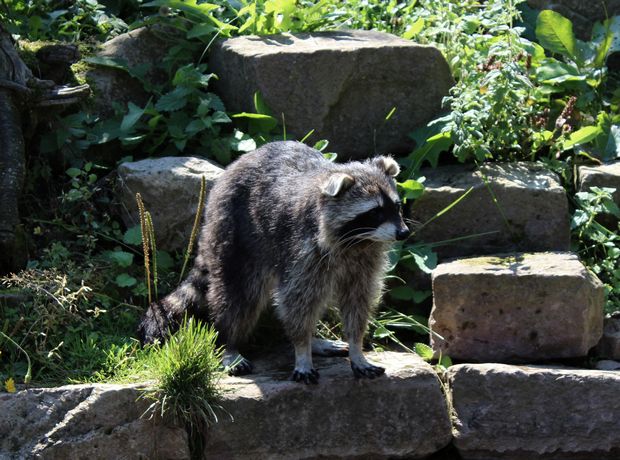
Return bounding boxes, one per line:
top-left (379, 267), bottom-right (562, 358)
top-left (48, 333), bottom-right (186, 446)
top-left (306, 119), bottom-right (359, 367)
top-left (117, 317), bottom-right (226, 457)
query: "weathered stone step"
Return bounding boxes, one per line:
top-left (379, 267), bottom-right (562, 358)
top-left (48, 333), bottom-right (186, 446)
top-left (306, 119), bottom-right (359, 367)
top-left (430, 252), bottom-right (604, 362)
top-left (449, 363), bottom-right (620, 459)
top-left (209, 30), bottom-right (453, 159)
top-left (0, 352), bottom-right (452, 459)
top-left (205, 351), bottom-right (452, 459)
top-left (0, 383), bottom-right (189, 459)
top-left (409, 162), bottom-right (570, 260)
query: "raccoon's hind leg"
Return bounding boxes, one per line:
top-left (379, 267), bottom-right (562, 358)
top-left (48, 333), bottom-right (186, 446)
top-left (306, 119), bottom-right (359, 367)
top-left (311, 337), bottom-right (349, 357)
top-left (209, 266), bottom-right (273, 376)
top-left (337, 279), bottom-right (385, 379)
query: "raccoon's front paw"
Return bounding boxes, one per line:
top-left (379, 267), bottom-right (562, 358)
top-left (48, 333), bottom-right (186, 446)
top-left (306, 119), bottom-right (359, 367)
top-left (292, 367), bottom-right (319, 384)
top-left (351, 361), bottom-right (385, 379)
top-left (226, 357), bottom-right (253, 376)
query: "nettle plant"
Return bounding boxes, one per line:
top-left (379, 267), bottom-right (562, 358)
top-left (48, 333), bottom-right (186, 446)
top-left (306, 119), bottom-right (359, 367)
top-left (572, 187), bottom-right (620, 314)
top-left (406, 5), bottom-right (620, 165)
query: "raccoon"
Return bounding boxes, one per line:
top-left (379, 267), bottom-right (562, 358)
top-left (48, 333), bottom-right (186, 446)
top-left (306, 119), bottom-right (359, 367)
top-left (138, 141), bottom-right (410, 383)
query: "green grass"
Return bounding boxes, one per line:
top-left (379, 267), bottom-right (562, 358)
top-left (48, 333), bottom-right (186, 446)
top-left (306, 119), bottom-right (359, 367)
top-left (118, 318), bottom-right (226, 429)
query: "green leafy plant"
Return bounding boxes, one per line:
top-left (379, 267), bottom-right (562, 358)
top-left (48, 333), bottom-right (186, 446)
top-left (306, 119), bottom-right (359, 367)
top-left (572, 187), bottom-right (620, 314)
top-left (1, 0), bottom-right (129, 40)
top-left (407, 4), bottom-right (620, 165)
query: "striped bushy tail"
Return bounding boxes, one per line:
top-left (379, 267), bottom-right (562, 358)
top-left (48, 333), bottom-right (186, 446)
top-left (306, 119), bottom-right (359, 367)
top-left (138, 266), bottom-right (210, 344)
top-left (137, 176), bottom-right (209, 344)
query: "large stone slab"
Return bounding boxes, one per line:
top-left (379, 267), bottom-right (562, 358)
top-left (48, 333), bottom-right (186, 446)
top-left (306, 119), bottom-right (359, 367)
top-left (205, 351), bottom-right (452, 459)
top-left (449, 363), bottom-right (620, 459)
top-left (409, 163), bottom-right (570, 260)
top-left (430, 252), bottom-right (604, 362)
top-left (209, 30), bottom-right (453, 159)
top-left (117, 156), bottom-right (223, 251)
top-left (0, 383), bottom-right (189, 459)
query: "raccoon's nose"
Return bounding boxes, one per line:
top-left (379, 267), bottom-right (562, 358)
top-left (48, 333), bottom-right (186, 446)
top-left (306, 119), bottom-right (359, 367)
top-left (396, 227), bottom-right (410, 241)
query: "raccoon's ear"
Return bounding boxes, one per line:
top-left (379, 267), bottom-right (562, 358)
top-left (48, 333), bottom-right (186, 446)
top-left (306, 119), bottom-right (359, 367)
top-left (373, 156), bottom-right (400, 177)
top-left (321, 173), bottom-right (355, 197)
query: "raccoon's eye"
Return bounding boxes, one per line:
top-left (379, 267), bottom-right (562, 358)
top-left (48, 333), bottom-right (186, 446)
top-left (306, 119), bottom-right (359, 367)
top-left (368, 206), bottom-right (385, 220)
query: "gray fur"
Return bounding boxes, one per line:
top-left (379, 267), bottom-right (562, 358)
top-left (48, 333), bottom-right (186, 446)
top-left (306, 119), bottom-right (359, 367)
top-left (138, 141), bottom-right (409, 382)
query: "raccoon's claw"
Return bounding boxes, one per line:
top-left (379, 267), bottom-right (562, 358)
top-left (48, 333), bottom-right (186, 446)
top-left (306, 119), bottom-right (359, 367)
top-left (292, 368), bottom-right (319, 384)
top-left (227, 357), bottom-right (253, 376)
top-left (351, 362), bottom-right (385, 379)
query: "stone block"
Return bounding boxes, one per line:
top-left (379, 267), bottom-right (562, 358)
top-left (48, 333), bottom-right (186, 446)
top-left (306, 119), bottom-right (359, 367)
top-left (117, 156), bottom-right (223, 251)
top-left (86, 26), bottom-right (174, 118)
top-left (408, 162), bottom-right (570, 260)
top-left (0, 384), bottom-right (189, 459)
top-left (449, 363), bottom-right (620, 459)
top-left (430, 252), bottom-right (604, 362)
top-left (204, 351), bottom-right (452, 459)
top-left (209, 30), bottom-right (453, 159)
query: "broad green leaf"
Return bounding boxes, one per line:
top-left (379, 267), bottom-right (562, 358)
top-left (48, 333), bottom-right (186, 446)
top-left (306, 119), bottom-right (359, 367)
top-left (373, 325), bottom-right (392, 339)
top-left (121, 102), bottom-right (145, 133)
top-left (66, 167), bottom-right (81, 178)
top-left (386, 244), bottom-right (403, 272)
top-left (84, 55), bottom-right (130, 72)
top-left (185, 119), bottom-right (206, 136)
top-left (406, 131), bottom-right (452, 176)
top-left (592, 20), bottom-right (614, 67)
top-left (157, 250), bottom-right (174, 271)
top-left (592, 16), bottom-right (620, 59)
top-left (155, 87), bottom-right (192, 112)
top-left (232, 112), bottom-right (278, 133)
top-left (105, 250), bottom-right (134, 268)
top-left (412, 290), bottom-right (432, 303)
top-left (536, 10), bottom-right (577, 60)
top-left (230, 130), bottom-right (256, 152)
top-left (397, 179), bottom-right (425, 201)
top-left (232, 112), bottom-right (276, 120)
top-left (408, 246), bottom-right (438, 274)
top-left (253, 91), bottom-right (274, 116)
top-left (314, 139), bottom-right (329, 152)
top-left (439, 355), bottom-right (453, 368)
top-left (211, 111), bottom-right (231, 124)
top-left (414, 342), bottom-right (434, 360)
top-left (604, 125), bottom-right (620, 160)
top-left (563, 125), bottom-right (603, 150)
top-left (402, 18), bottom-right (424, 40)
top-left (535, 59), bottom-right (580, 82)
top-left (142, 0), bottom-right (219, 20)
top-left (389, 285), bottom-right (416, 300)
top-left (115, 273), bottom-right (137, 287)
top-left (187, 23), bottom-right (217, 39)
top-left (123, 225), bottom-right (143, 245)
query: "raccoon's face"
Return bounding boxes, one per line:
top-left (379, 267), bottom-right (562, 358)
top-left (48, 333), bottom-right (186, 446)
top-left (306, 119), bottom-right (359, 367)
top-left (320, 156), bottom-right (410, 245)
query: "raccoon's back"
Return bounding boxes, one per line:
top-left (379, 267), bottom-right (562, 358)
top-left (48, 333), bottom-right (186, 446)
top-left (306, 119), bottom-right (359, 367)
top-left (202, 141), bottom-right (326, 255)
